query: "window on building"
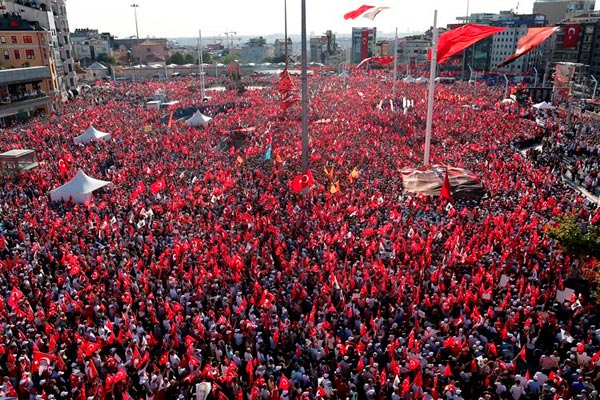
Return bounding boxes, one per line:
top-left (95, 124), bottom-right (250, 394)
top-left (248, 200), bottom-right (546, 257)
top-left (70, 78), bottom-right (74, 87)
top-left (65, 50), bottom-right (70, 59)
top-left (26, 49), bottom-right (35, 59)
top-left (0, 36), bottom-right (5, 44)
top-left (13, 49), bottom-right (19, 60)
top-left (68, 64), bottom-right (73, 72)
top-left (23, 35), bottom-right (32, 44)
top-left (3, 50), bottom-right (9, 60)
top-left (10, 36), bottom-right (17, 44)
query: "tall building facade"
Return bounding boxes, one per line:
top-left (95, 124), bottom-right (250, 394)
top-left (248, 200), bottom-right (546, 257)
top-left (550, 12), bottom-right (600, 78)
top-left (466, 11), bottom-right (549, 72)
top-left (534, 0), bottom-right (596, 24)
top-left (3, 0), bottom-right (77, 94)
top-left (309, 31), bottom-right (343, 66)
top-left (0, 14), bottom-right (59, 118)
top-left (274, 38), bottom-right (292, 61)
top-left (239, 37), bottom-right (273, 64)
top-left (395, 35), bottom-right (430, 66)
top-left (71, 28), bottom-right (113, 66)
top-left (351, 27), bottom-right (376, 64)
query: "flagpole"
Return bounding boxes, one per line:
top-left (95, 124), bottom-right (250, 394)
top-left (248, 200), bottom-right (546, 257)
top-left (284, 0), bottom-right (288, 68)
top-left (199, 29), bottom-right (205, 100)
top-left (301, 0), bottom-right (309, 172)
top-left (393, 27), bottom-right (398, 99)
top-left (423, 10), bottom-right (438, 166)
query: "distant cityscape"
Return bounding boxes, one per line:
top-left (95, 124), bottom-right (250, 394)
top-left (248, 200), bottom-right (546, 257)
top-left (0, 0), bottom-right (599, 122)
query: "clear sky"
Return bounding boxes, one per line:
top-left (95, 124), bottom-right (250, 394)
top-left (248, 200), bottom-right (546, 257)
top-left (66, 0), bottom-right (546, 39)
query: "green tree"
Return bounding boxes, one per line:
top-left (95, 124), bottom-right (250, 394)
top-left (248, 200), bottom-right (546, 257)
top-left (546, 214), bottom-right (600, 259)
top-left (168, 52), bottom-right (185, 65)
top-left (547, 213), bottom-right (600, 302)
top-left (184, 54), bottom-right (195, 64)
top-left (220, 53), bottom-right (241, 65)
top-left (199, 51), bottom-right (212, 64)
top-left (96, 53), bottom-right (117, 65)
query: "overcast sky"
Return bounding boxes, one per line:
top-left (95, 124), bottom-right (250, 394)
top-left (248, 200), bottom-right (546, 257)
top-left (66, 0), bottom-right (551, 39)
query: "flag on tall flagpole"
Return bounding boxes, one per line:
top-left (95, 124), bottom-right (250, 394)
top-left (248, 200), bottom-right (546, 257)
top-left (362, 6), bottom-right (390, 20)
top-left (343, 5), bottom-right (375, 20)
top-left (357, 56), bottom-right (395, 69)
top-left (496, 26), bottom-right (558, 68)
top-left (431, 24), bottom-right (505, 64)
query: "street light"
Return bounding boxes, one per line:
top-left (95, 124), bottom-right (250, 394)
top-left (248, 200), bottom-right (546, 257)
top-left (131, 4), bottom-right (140, 40)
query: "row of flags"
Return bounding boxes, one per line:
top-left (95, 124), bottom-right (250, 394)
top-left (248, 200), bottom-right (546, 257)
top-left (343, 5), bottom-right (389, 21)
top-left (430, 23), bottom-right (577, 69)
top-left (343, 5), bottom-right (581, 71)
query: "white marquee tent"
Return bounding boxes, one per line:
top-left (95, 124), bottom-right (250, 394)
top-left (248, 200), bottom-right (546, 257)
top-left (533, 101), bottom-right (554, 110)
top-left (49, 170), bottom-right (113, 203)
top-left (185, 110), bottom-right (212, 128)
top-left (73, 125), bottom-right (112, 145)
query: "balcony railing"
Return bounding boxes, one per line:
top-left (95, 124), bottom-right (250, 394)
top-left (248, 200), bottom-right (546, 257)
top-left (0, 95), bottom-right (50, 118)
top-left (0, 91), bottom-right (48, 105)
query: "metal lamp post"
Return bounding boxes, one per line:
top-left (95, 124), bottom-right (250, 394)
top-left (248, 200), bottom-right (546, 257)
top-left (131, 4), bottom-right (140, 40)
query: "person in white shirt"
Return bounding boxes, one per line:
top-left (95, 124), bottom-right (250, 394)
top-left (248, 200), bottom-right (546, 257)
top-left (510, 380), bottom-right (525, 400)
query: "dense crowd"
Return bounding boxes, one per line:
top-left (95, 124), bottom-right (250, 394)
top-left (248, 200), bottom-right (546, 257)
top-left (0, 71), bottom-right (599, 400)
top-left (527, 104), bottom-right (600, 197)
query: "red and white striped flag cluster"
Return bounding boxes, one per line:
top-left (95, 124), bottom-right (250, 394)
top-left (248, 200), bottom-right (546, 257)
top-left (278, 68), bottom-right (300, 112)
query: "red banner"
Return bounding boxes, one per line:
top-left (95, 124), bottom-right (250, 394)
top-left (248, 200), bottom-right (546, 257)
top-left (361, 30), bottom-right (370, 60)
top-left (563, 24), bottom-right (581, 48)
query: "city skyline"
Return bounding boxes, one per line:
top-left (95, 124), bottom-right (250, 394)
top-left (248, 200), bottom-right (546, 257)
top-left (65, 0), bottom-right (548, 40)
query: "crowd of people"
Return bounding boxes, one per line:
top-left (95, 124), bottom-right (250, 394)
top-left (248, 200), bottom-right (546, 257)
top-left (533, 118), bottom-right (600, 200)
top-left (0, 70), bottom-right (599, 400)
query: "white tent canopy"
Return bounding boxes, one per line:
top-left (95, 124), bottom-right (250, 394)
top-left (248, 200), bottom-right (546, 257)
top-left (533, 101), bottom-right (554, 110)
top-left (73, 125), bottom-right (112, 144)
top-left (185, 110), bottom-right (212, 128)
top-left (49, 170), bottom-right (113, 203)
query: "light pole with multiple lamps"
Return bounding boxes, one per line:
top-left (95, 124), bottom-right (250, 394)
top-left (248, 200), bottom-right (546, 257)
top-left (131, 4), bottom-right (140, 40)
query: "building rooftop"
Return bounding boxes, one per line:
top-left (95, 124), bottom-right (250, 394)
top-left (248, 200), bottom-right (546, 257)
top-left (0, 66), bottom-right (50, 85)
top-left (0, 13), bottom-right (45, 32)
